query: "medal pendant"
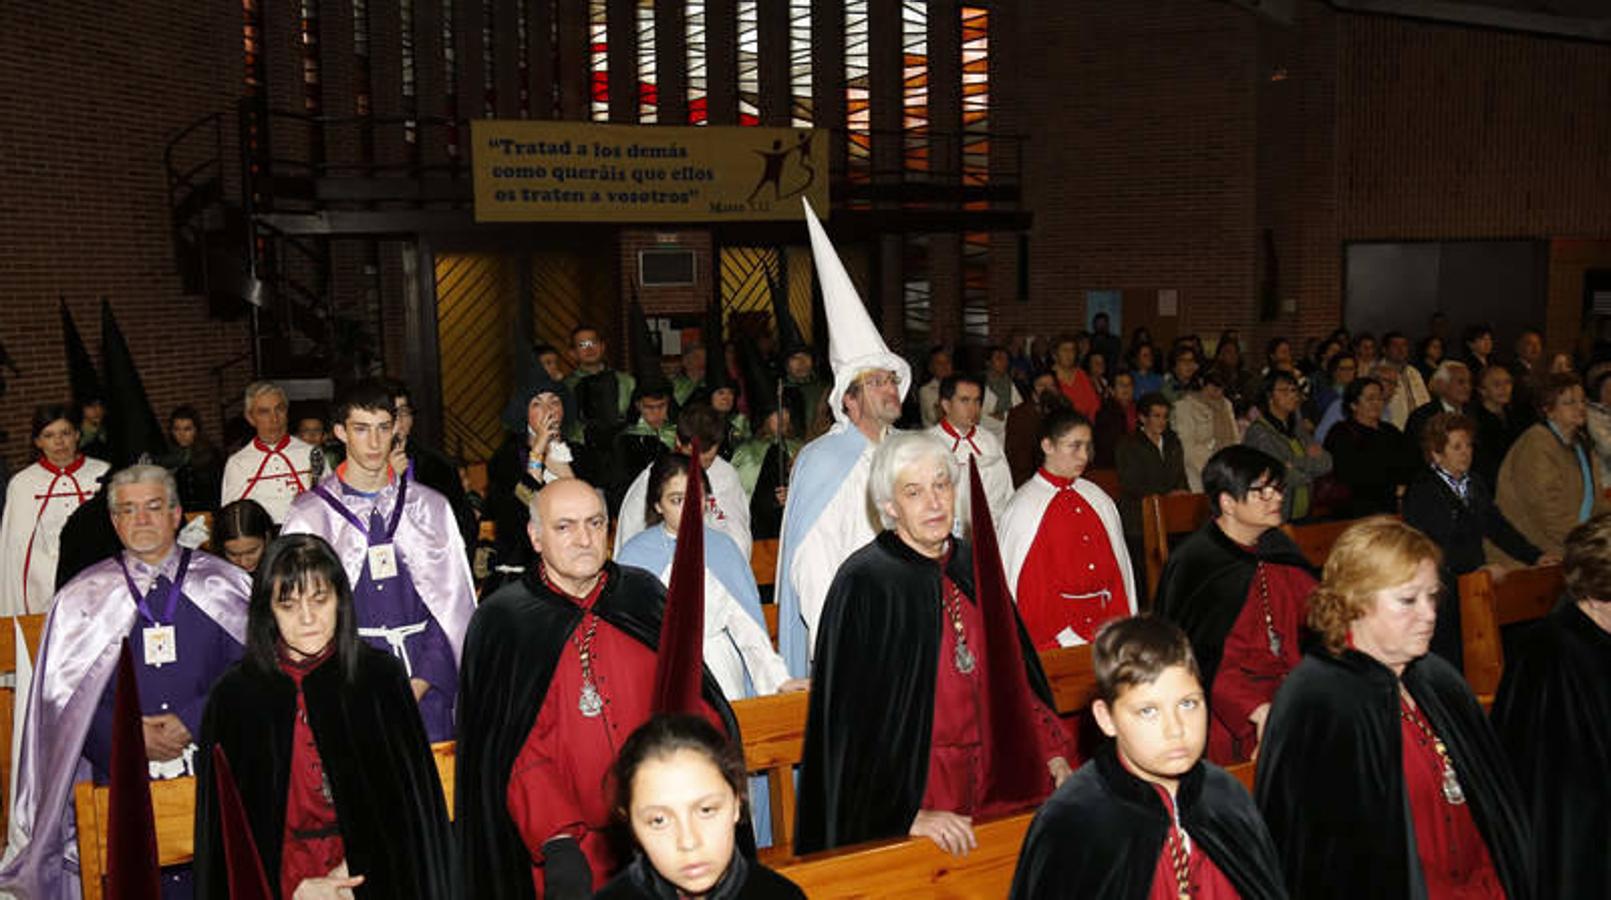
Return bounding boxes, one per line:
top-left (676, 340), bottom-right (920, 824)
top-left (1266, 626), bottom-right (1283, 658)
top-left (1441, 763), bottom-right (1466, 805)
top-left (953, 641), bottom-right (976, 675)
top-left (578, 682), bottom-right (604, 718)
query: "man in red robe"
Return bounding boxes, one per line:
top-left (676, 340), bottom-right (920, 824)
top-left (454, 479), bottom-right (741, 899)
top-left (1155, 445), bottom-right (1318, 763)
top-left (796, 432), bottom-right (1073, 856)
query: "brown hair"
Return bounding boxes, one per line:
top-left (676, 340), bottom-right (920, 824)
top-left (1563, 514), bottom-right (1611, 603)
top-left (1419, 412), bottom-right (1477, 461)
top-left (1307, 517), bottom-right (1442, 654)
top-left (1092, 616), bottom-right (1200, 705)
top-left (1537, 372), bottom-right (1584, 415)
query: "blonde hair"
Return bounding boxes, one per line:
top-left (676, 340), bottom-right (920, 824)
top-left (1307, 517), bottom-right (1441, 654)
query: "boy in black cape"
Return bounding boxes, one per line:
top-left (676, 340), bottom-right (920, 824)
top-left (1010, 617), bottom-right (1287, 900)
top-left (1491, 514), bottom-right (1611, 899)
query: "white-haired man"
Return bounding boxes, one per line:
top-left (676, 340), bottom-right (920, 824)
top-left (796, 431), bottom-right (1073, 857)
top-left (1, 465), bottom-right (249, 899)
top-left (1404, 359), bottom-right (1474, 444)
top-left (220, 380), bottom-right (315, 522)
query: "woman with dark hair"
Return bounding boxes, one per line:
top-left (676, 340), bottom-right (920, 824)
top-left (1401, 413), bottom-right (1544, 664)
top-left (165, 404), bottom-right (224, 513)
top-left (1322, 377), bottom-right (1416, 518)
top-left (193, 533), bottom-right (455, 900)
top-left (213, 498), bottom-right (277, 574)
top-left (1083, 349), bottom-right (1112, 401)
top-left (1255, 518), bottom-right (1531, 899)
top-left (595, 715), bottom-right (804, 899)
top-left (1092, 370), bottom-right (1137, 469)
top-left (1242, 372), bottom-right (1331, 522)
top-left (0, 403), bottom-right (110, 615)
top-left (1416, 334), bottom-right (1445, 381)
top-left (1126, 343), bottom-right (1163, 396)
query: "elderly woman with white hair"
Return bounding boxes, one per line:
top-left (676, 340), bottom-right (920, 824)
top-left (795, 431), bottom-right (1074, 858)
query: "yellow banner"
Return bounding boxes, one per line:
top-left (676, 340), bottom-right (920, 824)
top-left (470, 120), bottom-right (829, 223)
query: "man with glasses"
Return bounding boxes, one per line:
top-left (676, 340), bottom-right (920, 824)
top-left (2, 464), bottom-right (248, 898)
top-left (776, 200), bottom-right (914, 676)
top-left (562, 324), bottom-right (636, 484)
top-left (1154, 445), bottom-right (1318, 764)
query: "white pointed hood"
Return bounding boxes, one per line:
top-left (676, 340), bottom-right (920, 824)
top-left (802, 199), bottom-right (912, 425)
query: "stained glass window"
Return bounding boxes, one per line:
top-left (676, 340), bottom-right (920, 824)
top-left (737, 1), bottom-right (760, 125)
top-left (637, 0), bottom-right (657, 122)
top-left (902, 1), bottom-right (928, 173)
top-left (590, 0), bottom-right (608, 120)
top-left (789, 0), bottom-right (813, 126)
top-left (686, 0), bottom-right (707, 123)
top-left (845, 0), bottom-right (871, 179)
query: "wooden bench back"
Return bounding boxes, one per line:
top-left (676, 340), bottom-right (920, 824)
top-left (1278, 518), bottom-right (1363, 570)
top-left (72, 741), bottom-right (459, 899)
top-left (1141, 493), bottom-right (1211, 606)
top-left (1, 614), bottom-right (50, 841)
top-left (1084, 468), bottom-right (1121, 500)
top-left (1458, 563), bottom-right (1563, 704)
top-left (751, 538), bottom-right (780, 588)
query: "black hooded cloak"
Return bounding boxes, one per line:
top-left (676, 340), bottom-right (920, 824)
top-left (793, 531), bottom-right (1057, 854)
top-left (193, 645), bottom-right (456, 899)
top-left (455, 561), bottom-right (748, 900)
top-left (1490, 602), bottom-right (1611, 899)
top-left (1009, 743), bottom-right (1287, 900)
top-left (1254, 650), bottom-right (1533, 900)
top-left (1153, 522), bottom-right (1316, 691)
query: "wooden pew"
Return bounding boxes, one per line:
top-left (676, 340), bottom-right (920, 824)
top-left (1084, 468), bottom-right (1121, 500)
top-left (1141, 493), bottom-right (1211, 606)
top-left (1, 614), bottom-right (50, 841)
top-left (776, 811), bottom-right (1034, 898)
top-left (1279, 517), bottom-right (1364, 570)
top-left (751, 538), bottom-right (779, 588)
top-left (1458, 563), bottom-right (1563, 706)
top-left (72, 741), bottom-right (460, 899)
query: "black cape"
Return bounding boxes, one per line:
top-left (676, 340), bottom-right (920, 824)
top-left (794, 531), bottom-right (1058, 854)
top-left (1491, 602), bottom-right (1611, 899)
top-left (1254, 650), bottom-right (1533, 900)
top-left (54, 485), bottom-right (121, 590)
top-left (1153, 522), bottom-right (1316, 692)
top-left (746, 442), bottom-right (788, 541)
top-left (407, 437), bottom-right (476, 549)
top-left (456, 561), bottom-right (749, 900)
top-left (1009, 743), bottom-right (1288, 900)
top-left (193, 646), bottom-right (456, 899)
top-left (593, 853), bottom-right (804, 900)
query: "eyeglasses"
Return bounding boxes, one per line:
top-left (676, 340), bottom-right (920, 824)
top-left (862, 372), bottom-right (901, 390)
top-left (575, 339), bottom-right (599, 350)
top-left (1247, 482), bottom-right (1285, 500)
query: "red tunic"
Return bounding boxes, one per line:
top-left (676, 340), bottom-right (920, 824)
top-left (278, 647), bottom-right (344, 900)
top-left (1015, 470), bottom-right (1131, 650)
top-left (1399, 701), bottom-right (1505, 899)
top-left (1209, 559), bottom-right (1314, 764)
top-left (506, 570), bottom-right (721, 897)
top-left (921, 573), bottom-right (1073, 818)
top-left (1057, 369), bottom-right (1102, 420)
top-left (1144, 783), bottom-right (1242, 900)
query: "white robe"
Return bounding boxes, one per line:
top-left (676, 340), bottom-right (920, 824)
top-left (0, 458), bottom-right (110, 616)
top-left (612, 456), bottom-right (752, 560)
top-left (777, 433), bottom-right (880, 674)
top-left (926, 421), bottom-right (1014, 536)
top-left (220, 436), bottom-right (315, 523)
top-left (996, 472), bottom-right (1137, 646)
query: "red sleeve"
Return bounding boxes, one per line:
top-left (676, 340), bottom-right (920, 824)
top-left (505, 696), bottom-right (587, 863)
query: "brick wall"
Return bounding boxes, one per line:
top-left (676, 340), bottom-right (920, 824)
top-left (994, 0), bottom-right (1611, 363)
top-left (0, 4), bottom-right (250, 471)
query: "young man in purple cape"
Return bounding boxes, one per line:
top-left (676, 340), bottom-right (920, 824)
top-left (0, 464), bottom-right (249, 900)
top-left (280, 379), bottom-right (475, 742)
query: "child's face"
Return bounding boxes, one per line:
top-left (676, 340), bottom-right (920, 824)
top-left (1094, 664), bottom-right (1208, 789)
